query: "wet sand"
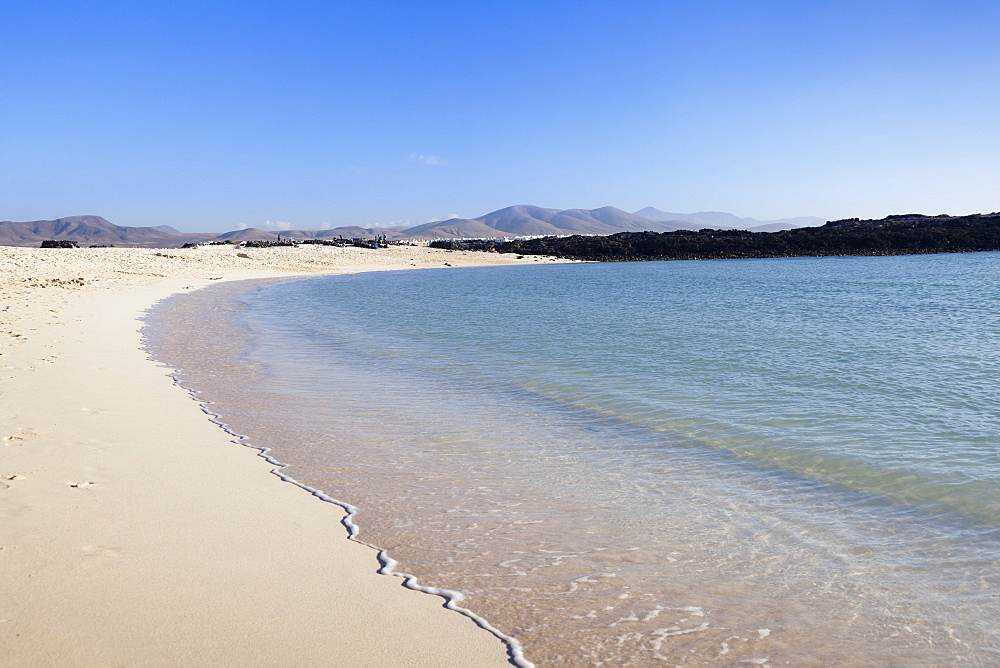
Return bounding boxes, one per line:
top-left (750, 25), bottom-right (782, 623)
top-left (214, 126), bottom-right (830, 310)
top-left (0, 244), bottom-right (562, 666)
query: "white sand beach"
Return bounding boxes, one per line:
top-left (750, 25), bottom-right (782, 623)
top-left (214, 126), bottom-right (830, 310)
top-left (0, 244), bottom-right (562, 666)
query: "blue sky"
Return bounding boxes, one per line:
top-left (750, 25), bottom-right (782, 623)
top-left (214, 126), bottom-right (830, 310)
top-left (2, 0), bottom-right (999, 231)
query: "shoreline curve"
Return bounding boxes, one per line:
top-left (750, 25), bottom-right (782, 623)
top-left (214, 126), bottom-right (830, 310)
top-left (0, 244), bottom-right (566, 666)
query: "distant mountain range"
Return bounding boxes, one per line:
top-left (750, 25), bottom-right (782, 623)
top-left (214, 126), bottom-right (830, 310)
top-left (403, 205), bottom-right (693, 238)
top-left (634, 208), bottom-right (826, 232)
top-left (0, 216), bottom-right (209, 248)
top-left (0, 207), bottom-right (828, 248)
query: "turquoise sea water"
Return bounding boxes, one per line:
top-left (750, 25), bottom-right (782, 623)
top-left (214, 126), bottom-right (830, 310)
top-left (148, 252), bottom-right (1000, 665)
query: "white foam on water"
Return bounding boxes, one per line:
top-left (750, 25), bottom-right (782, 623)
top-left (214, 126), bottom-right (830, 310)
top-left (150, 366), bottom-right (533, 668)
top-left (142, 260), bottom-right (1000, 665)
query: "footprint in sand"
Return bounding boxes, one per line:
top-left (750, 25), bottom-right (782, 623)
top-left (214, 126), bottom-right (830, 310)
top-left (81, 407), bottom-right (109, 415)
top-left (4, 428), bottom-right (40, 445)
top-left (79, 545), bottom-right (121, 569)
top-left (0, 474), bottom-right (25, 490)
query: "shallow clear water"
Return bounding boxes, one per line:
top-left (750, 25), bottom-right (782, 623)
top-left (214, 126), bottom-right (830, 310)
top-left (147, 253), bottom-right (1000, 665)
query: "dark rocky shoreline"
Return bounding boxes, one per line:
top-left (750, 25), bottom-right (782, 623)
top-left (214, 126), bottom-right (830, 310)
top-left (429, 213), bottom-right (1000, 261)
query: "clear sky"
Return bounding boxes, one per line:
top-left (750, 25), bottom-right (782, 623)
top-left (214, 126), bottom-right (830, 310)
top-left (3, 0), bottom-right (999, 231)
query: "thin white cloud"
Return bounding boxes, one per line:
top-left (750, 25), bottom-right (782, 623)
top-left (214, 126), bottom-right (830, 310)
top-left (407, 153), bottom-right (447, 166)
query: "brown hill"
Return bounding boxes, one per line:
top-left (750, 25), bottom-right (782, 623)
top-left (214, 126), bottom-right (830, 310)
top-left (401, 218), bottom-right (508, 239)
top-left (284, 226), bottom-right (407, 240)
top-left (0, 216), bottom-right (218, 248)
top-left (213, 228), bottom-right (283, 242)
top-left (401, 205), bottom-right (688, 239)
